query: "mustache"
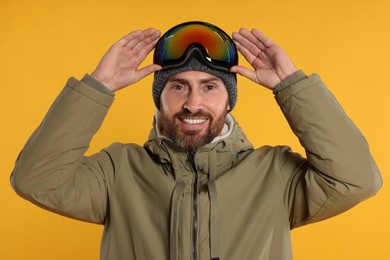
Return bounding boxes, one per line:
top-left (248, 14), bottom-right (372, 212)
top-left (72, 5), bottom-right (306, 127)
top-left (174, 110), bottom-right (212, 118)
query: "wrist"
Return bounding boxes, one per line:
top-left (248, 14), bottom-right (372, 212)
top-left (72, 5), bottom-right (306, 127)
top-left (90, 70), bottom-right (116, 91)
top-left (273, 70), bottom-right (307, 94)
top-left (82, 74), bottom-right (115, 96)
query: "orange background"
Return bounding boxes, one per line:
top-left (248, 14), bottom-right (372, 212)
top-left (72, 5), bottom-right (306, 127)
top-left (1, 0), bottom-right (389, 259)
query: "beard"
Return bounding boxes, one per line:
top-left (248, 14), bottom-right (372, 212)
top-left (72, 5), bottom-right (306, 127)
top-left (158, 107), bottom-right (228, 153)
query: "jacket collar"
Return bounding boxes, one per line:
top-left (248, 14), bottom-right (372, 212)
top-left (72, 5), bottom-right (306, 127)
top-left (144, 112), bottom-right (253, 180)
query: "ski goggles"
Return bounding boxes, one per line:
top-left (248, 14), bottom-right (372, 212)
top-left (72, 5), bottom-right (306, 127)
top-left (153, 21), bottom-right (238, 72)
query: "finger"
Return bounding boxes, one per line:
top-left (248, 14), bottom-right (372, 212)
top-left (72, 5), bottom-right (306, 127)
top-left (230, 65), bottom-right (257, 83)
top-left (251, 28), bottom-right (275, 48)
top-left (233, 38), bottom-right (258, 67)
top-left (238, 28), bottom-right (267, 51)
top-left (125, 28), bottom-right (160, 50)
top-left (128, 29), bottom-right (160, 57)
top-left (117, 30), bottom-right (143, 47)
top-left (233, 28), bottom-right (267, 54)
top-left (136, 29), bottom-right (161, 50)
top-left (233, 30), bottom-right (263, 60)
top-left (135, 64), bottom-right (162, 82)
top-left (131, 36), bottom-right (160, 62)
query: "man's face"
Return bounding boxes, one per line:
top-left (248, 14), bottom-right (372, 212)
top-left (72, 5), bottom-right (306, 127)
top-left (159, 70), bottom-right (230, 152)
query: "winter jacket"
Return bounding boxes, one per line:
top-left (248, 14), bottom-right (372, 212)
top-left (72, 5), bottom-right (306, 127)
top-left (11, 71), bottom-right (382, 260)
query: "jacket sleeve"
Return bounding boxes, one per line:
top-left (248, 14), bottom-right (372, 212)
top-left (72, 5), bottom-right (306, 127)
top-left (10, 75), bottom-right (116, 224)
top-left (275, 71), bottom-right (382, 228)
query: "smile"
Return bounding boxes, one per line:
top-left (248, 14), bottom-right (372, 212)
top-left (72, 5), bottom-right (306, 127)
top-left (181, 118), bottom-right (208, 125)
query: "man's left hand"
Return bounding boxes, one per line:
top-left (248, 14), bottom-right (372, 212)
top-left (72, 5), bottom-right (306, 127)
top-left (231, 28), bottom-right (296, 90)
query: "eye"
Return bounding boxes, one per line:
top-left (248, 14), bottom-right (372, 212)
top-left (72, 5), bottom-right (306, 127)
top-left (170, 84), bottom-right (186, 91)
top-left (205, 85), bottom-right (217, 91)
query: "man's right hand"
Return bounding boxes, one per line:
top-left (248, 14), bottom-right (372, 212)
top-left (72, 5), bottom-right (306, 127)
top-left (91, 28), bottom-right (162, 92)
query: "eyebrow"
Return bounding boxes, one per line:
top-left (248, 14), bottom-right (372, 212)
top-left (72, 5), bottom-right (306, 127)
top-left (167, 75), bottom-right (223, 85)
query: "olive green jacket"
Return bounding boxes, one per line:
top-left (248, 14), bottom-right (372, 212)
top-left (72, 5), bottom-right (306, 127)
top-left (11, 71), bottom-right (382, 260)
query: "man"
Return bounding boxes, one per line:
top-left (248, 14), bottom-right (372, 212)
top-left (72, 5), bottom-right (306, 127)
top-left (11, 22), bottom-right (382, 260)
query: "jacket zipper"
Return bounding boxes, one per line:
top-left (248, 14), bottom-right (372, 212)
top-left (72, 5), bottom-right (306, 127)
top-left (189, 152), bottom-right (199, 260)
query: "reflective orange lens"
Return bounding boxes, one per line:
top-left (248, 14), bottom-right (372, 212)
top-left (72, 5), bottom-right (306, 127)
top-left (154, 22), bottom-right (238, 71)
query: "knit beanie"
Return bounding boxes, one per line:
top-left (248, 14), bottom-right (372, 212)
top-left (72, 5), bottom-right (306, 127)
top-left (152, 57), bottom-right (237, 111)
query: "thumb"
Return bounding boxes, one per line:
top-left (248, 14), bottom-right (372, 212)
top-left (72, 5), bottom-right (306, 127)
top-left (230, 65), bottom-right (257, 83)
top-left (136, 64), bottom-right (162, 82)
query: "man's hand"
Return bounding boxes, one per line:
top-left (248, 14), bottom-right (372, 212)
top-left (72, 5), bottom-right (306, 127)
top-left (91, 28), bottom-right (162, 92)
top-left (231, 28), bottom-right (296, 90)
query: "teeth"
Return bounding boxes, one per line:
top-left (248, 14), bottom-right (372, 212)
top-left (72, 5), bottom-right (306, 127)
top-left (182, 118), bottom-right (207, 124)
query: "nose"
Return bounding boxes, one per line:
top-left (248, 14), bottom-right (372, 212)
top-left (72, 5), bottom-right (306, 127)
top-left (184, 90), bottom-right (203, 113)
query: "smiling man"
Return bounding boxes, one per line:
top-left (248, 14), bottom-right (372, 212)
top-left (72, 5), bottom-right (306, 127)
top-left (11, 22), bottom-right (382, 260)
top-left (158, 70), bottom-right (230, 152)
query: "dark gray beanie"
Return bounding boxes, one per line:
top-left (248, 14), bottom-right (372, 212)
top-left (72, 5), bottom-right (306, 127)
top-left (152, 57), bottom-right (237, 111)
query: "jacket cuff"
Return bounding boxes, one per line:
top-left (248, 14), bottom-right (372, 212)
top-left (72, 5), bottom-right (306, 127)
top-left (66, 75), bottom-right (115, 108)
top-left (273, 70), bottom-right (307, 94)
top-left (81, 74), bottom-right (115, 97)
